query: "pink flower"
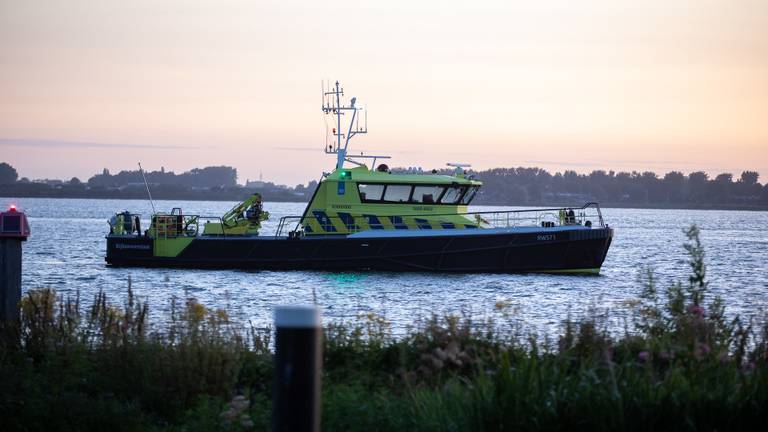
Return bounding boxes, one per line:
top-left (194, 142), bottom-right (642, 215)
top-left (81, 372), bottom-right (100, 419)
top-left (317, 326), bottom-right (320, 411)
top-left (687, 304), bottom-right (705, 318)
top-left (695, 343), bottom-right (711, 359)
top-left (638, 351), bottom-right (650, 362)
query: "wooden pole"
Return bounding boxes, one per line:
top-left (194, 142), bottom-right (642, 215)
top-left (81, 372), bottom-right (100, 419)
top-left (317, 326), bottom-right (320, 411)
top-left (272, 305), bottom-right (322, 432)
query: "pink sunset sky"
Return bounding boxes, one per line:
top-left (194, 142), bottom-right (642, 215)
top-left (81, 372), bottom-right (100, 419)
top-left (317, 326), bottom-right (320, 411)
top-left (1, 0), bottom-right (766, 185)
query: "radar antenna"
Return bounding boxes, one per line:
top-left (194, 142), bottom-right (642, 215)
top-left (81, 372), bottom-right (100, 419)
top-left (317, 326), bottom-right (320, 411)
top-left (446, 163), bottom-right (472, 176)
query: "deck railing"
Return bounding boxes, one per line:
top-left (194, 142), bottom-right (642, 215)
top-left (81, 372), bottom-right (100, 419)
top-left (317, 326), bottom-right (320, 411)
top-left (109, 213), bottom-right (230, 238)
top-left (111, 203), bottom-right (605, 239)
top-left (274, 202), bottom-right (605, 237)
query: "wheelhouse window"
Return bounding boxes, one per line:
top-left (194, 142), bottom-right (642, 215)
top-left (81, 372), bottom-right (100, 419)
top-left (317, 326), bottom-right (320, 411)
top-left (358, 183), bottom-right (385, 202)
top-left (382, 184), bottom-right (412, 203)
top-left (460, 186), bottom-right (479, 205)
top-left (357, 183), bottom-right (467, 204)
top-left (411, 185), bottom-right (445, 204)
top-left (439, 185), bottom-right (466, 204)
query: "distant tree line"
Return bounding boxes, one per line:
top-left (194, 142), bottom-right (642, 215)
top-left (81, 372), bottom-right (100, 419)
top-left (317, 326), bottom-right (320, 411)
top-left (468, 168), bottom-right (766, 208)
top-left (394, 166), bottom-right (767, 208)
top-left (86, 166), bottom-right (237, 188)
top-left (1, 161), bottom-right (767, 209)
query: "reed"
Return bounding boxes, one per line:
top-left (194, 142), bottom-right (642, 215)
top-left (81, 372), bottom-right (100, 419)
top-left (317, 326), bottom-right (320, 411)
top-left (1, 225), bottom-right (766, 431)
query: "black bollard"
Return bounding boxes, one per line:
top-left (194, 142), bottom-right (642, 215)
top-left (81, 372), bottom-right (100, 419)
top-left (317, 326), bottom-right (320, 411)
top-left (0, 205), bottom-right (30, 325)
top-left (272, 305), bottom-right (322, 432)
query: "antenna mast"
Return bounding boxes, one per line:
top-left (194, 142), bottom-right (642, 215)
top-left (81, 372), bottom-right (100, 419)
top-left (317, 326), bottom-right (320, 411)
top-left (138, 163), bottom-right (156, 214)
top-left (322, 81), bottom-right (370, 170)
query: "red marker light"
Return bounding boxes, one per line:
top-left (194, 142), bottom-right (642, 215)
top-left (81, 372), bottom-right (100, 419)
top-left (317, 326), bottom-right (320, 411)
top-left (9, 204), bottom-right (16, 211)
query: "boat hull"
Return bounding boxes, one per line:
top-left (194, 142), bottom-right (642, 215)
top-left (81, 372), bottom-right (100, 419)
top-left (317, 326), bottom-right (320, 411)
top-left (106, 227), bottom-right (613, 274)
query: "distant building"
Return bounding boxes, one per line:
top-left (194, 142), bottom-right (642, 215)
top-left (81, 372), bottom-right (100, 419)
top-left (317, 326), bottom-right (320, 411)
top-left (245, 180), bottom-right (266, 189)
top-left (117, 182), bottom-right (151, 190)
top-left (245, 171), bottom-right (265, 189)
top-left (34, 179), bottom-right (64, 186)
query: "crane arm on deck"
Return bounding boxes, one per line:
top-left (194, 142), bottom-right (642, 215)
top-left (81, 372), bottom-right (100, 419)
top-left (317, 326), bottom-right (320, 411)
top-left (221, 193), bottom-right (269, 229)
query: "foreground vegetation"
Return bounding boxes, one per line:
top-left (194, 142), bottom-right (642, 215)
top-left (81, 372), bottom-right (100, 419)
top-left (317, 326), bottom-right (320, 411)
top-left (1, 226), bottom-right (766, 431)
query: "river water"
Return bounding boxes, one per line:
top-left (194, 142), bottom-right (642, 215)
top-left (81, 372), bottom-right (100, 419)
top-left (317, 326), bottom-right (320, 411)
top-left (3, 197), bottom-right (767, 336)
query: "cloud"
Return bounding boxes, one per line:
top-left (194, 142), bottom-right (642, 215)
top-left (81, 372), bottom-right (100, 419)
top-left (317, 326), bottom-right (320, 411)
top-left (0, 139), bottom-right (195, 150)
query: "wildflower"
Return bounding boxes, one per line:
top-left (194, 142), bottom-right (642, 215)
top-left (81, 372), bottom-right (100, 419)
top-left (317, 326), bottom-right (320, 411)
top-left (638, 351), bottom-right (650, 362)
top-left (695, 343), bottom-right (711, 359)
top-left (240, 414), bottom-right (254, 430)
top-left (687, 304), bottom-right (705, 318)
top-left (431, 358), bottom-right (445, 370)
top-left (230, 395), bottom-right (249, 411)
top-left (215, 308), bottom-right (229, 323)
top-left (221, 395), bottom-right (251, 426)
top-left (433, 347), bottom-right (448, 361)
top-left (185, 298), bottom-right (207, 323)
top-left (445, 341), bottom-right (463, 366)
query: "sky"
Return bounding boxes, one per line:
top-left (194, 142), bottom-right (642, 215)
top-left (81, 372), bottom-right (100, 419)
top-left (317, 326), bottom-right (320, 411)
top-left (1, 0), bottom-right (766, 186)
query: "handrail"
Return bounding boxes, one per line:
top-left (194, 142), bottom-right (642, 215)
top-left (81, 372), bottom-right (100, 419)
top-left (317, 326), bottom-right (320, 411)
top-left (276, 216), bottom-right (304, 238)
top-left (274, 202), bottom-right (605, 237)
top-left (116, 203), bottom-right (606, 239)
top-left (197, 215), bottom-right (227, 236)
top-left (148, 214), bottom-right (228, 238)
top-left (110, 212), bottom-right (241, 238)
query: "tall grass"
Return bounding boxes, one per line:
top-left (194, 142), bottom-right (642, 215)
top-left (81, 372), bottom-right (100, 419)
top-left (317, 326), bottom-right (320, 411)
top-left (1, 225), bottom-right (766, 431)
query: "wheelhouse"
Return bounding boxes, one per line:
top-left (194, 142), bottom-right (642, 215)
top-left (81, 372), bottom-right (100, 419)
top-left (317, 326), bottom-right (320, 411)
top-left (298, 166), bottom-right (483, 235)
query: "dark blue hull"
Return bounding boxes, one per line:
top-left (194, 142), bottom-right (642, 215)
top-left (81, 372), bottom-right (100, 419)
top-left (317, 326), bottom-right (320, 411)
top-left (106, 227), bottom-right (613, 274)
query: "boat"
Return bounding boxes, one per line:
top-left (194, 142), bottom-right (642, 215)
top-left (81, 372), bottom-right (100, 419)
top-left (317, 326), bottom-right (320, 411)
top-left (105, 81), bottom-right (613, 273)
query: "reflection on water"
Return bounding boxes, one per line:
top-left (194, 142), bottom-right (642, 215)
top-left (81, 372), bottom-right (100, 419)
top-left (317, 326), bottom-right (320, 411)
top-left (3, 197), bottom-right (767, 336)
top-left (324, 272), bottom-right (370, 290)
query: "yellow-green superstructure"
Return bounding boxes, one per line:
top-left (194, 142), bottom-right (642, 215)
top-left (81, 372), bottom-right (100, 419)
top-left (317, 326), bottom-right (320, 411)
top-left (300, 166), bottom-right (482, 235)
